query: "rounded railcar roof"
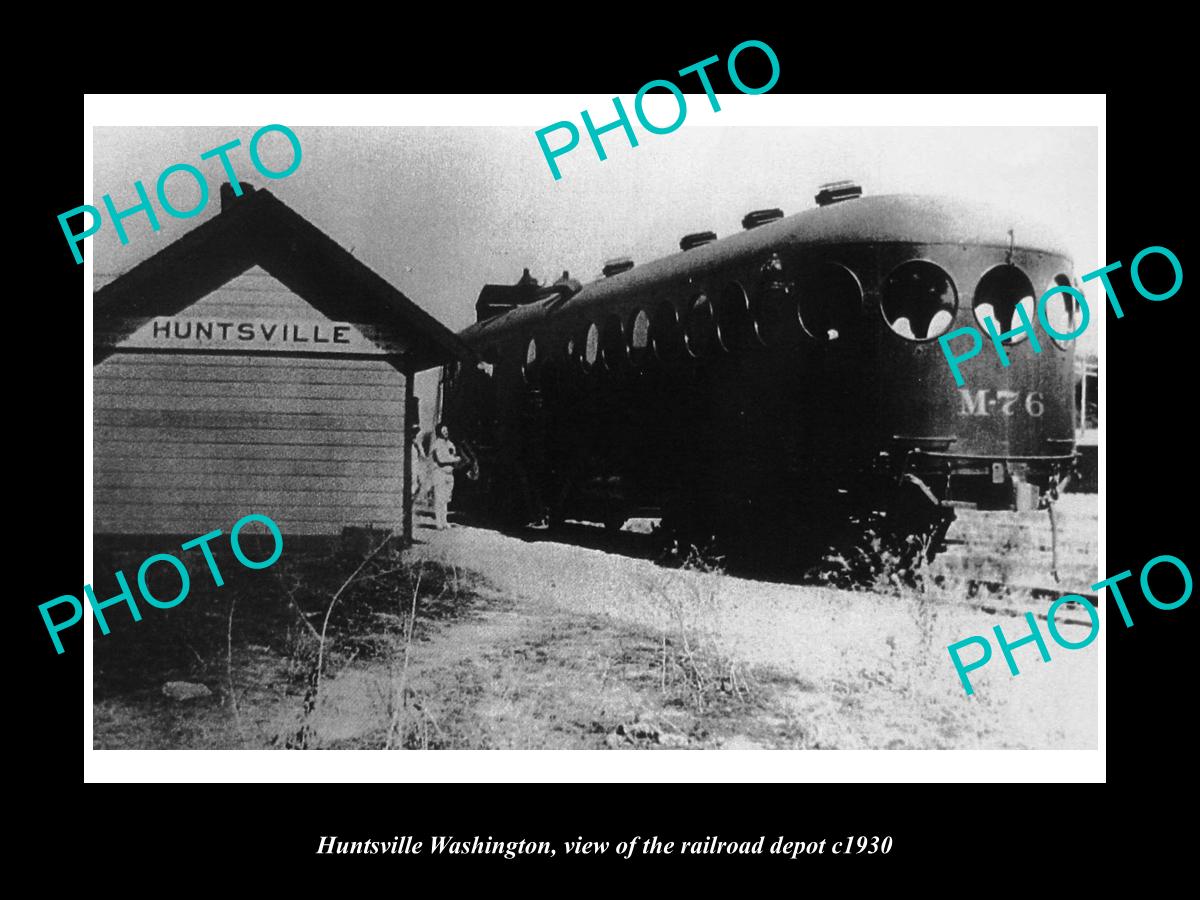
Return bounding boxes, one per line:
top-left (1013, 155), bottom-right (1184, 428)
top-left (462, 193), bottom-right (1071, 341)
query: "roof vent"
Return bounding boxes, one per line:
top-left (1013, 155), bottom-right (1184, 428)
top-left (602, 257), bottom-right (634, 277)
top-left (815, 181), bottom-right (862, 206)
top-left (741, 208), bottom-right (784, 230)
top-left (680, 231), bottom-right (718, 251)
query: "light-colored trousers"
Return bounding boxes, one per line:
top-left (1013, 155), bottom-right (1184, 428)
top-left (410, 456), bottom-right (430, 501)
top-left (432, 468), bottom-right (455, 529)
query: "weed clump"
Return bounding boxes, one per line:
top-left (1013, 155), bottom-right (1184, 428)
top-left (271, 540), bottom-right (478, 749)
top-left (807, 526), bottom-right (935, 593)
top-left (641, 542), bottom-right (755, 712)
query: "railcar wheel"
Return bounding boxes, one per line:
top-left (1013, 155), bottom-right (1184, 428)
top-left (885, 474), bottom-right (956, 564)
top-left (657, 497), bottom-right (720, 564)
top-left (800, 474), bottom-right (957, 588)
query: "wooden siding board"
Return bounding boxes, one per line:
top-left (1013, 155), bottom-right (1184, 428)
top-left (95, 427), bottom-right (403, 447)
top-left (94, 268), bottom-right (408, 535)
top-left (94, 442), bottom-right (403, 463)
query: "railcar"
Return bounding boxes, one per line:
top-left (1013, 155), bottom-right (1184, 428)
top-left (439, 183), bottom-right (1081, 564)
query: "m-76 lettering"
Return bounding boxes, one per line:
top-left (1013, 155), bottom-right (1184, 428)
top-left (958, 389), bottom-right (1044, 417)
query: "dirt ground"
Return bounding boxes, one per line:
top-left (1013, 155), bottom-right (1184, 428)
top-left (93, 496), bottom-right (1098, 750)
top-left (418, 495), bottom-right (1098, 749)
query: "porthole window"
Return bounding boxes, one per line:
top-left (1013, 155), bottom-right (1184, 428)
top-left (601, 314), bottom-right (626, 371)
top-left (973, 264), bottom-right (1036, 345)
top-left (715, 282), bottom-right (752, 351)
top-left (1044, 273), bottom-right (1081, 349)
top-left (522, 337), bottom-right (539, 383)
top-left (652, 301), bottom-right (683, 361)
top-left (583, 322), bottom-right (600, 369)
top-left (796, 262), bottom-right (863, 342)
top-left (684, 294), bottom-right (716, 358)
top-left (752, 281), bottom-right (798, 347)
top-left (629, 308), bottom-right (652, 367)
top-left (881, 260), bottom-right (957, 341)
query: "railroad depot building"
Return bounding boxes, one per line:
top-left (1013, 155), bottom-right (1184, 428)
top-left (93, 184), bottom-right (474, 539)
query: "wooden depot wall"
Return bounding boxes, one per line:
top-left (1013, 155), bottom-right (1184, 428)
top-left (94, 266), bottom-right (407, 535)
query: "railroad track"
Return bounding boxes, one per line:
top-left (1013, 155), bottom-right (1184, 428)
top-left (930, 496), bottom-right (1098, 627)
top-left (960, 584), bottom-right (1098, 628)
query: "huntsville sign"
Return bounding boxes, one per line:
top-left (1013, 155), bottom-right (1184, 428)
top-left (141, 317), bottom-right (364, 350)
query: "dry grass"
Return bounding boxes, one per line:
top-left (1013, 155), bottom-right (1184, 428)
top-left (640, 543), bottom-right (756, 713)
top-left (412, 497), bottom-right (1098, 749)
top-left (93, 496), bottom-right (1097, 751)
top-left (93, 536), bottom-right (810, 750)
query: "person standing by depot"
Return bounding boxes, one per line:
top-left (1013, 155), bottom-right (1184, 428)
top-left (409, 425), bottom-right (429, 504)
top-left (429, 423), bottom-right (462, 530)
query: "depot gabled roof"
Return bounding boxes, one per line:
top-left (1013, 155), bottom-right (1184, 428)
top-left (94, 184), bottom-right (476, 373)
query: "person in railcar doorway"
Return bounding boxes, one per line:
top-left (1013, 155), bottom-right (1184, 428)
top-left (430, 423), bottom-right (462, 530)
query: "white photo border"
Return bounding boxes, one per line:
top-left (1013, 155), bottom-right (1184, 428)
top-left (83, 93), bottom-right (1106, 783)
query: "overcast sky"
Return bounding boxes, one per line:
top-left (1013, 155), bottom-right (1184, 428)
top-left (93, 124), bottom-right (1099, 364)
